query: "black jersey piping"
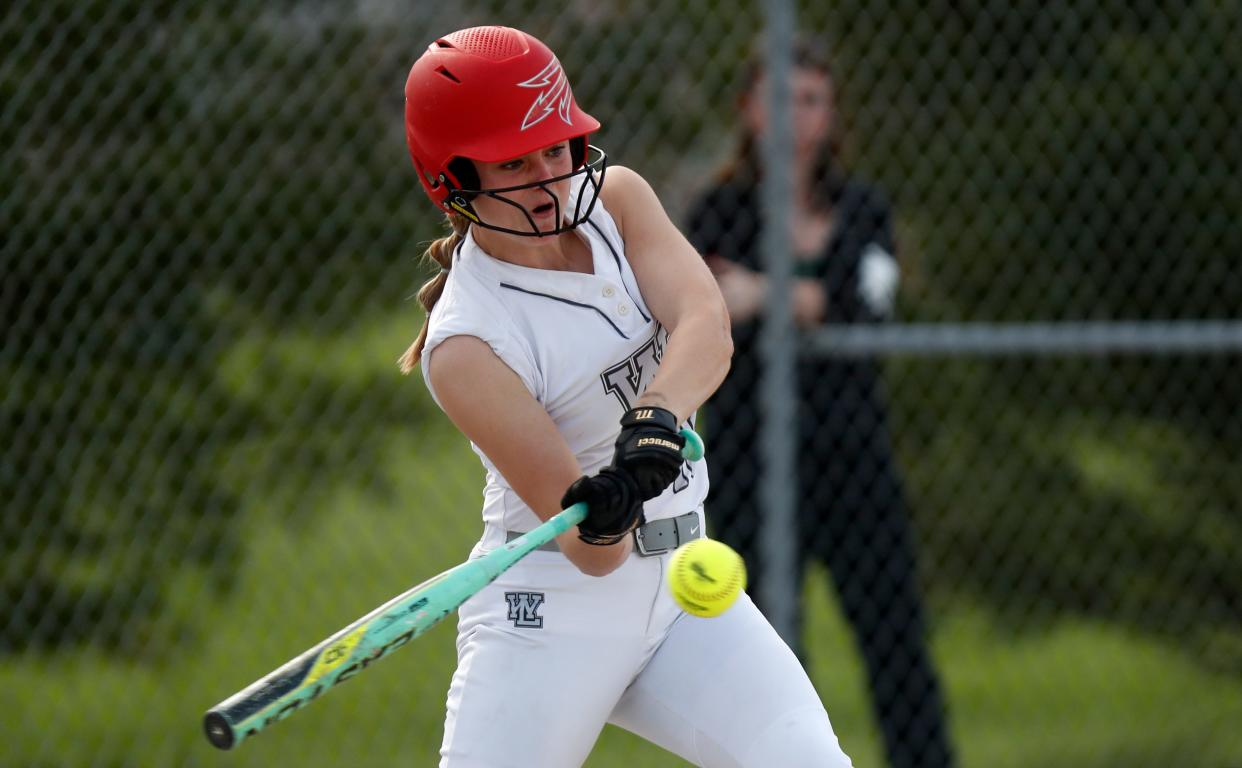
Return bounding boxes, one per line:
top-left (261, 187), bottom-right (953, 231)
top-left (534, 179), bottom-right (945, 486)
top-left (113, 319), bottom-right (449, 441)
top-left (498, 283), bottom-right (631, 340)
top-left (585, 219), bottom-right (652, 323)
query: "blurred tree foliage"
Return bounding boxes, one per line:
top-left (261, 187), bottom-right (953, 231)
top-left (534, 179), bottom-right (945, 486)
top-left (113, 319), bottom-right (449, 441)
top-left (1, 0), bottom-right (435, 652)
top-left (816, 0), bottom-right (1242, 663)
top-left (2, 0), bottom-right (1239, 666)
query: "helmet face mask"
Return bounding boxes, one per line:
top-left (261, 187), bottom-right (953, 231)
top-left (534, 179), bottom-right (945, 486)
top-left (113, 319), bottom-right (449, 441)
top-left (404, 26), bottom-right (603, 236)
top-left (444, 144), bottom-right (608, 238)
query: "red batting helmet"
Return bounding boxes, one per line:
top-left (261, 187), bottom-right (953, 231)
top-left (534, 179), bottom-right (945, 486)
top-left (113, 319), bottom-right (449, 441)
top-left (404, 26), bottom-right (603, 228)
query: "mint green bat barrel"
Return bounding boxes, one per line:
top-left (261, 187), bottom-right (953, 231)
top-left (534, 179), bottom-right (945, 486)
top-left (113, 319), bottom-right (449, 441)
top-left (204, 427), bottom-right (704, 750)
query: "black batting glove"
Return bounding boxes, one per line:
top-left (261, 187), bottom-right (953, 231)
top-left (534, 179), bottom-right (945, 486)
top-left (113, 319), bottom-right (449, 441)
top-left (561, 466), bottom-right (646, 546)
top-left (612, 406), bottom-right (686, 500)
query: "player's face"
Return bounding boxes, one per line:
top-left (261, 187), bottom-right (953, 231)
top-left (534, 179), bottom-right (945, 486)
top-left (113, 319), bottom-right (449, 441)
top-left (472, 142), bottom-right (574, 237)
top-left (743, 66), bottom-right (834, 160)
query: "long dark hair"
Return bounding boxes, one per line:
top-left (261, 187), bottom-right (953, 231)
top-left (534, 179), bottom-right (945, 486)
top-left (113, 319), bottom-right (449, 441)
top-left (718, 37), bottom-right (847, 209)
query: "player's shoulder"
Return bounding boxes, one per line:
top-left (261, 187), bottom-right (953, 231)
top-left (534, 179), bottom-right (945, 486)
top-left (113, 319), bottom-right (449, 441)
top-left (423, 264), bottom-right (537, 398)
top-left (428, 256), bottom-right (509, 338)
top-left (597, 164), bottom-right (663, 237)
top-left (598, 164), bottom-right (652, 207)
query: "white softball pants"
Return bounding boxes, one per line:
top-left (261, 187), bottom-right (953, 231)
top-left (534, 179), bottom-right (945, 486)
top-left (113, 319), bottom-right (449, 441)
top-left (438, 540), bottom-right (852, 767)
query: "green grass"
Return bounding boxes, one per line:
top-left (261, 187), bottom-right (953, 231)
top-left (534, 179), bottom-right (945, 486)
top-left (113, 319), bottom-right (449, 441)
top-left (5, 314), bottom-right (1241, 766)
top-left (5, 420), bottom-right (1242, 767)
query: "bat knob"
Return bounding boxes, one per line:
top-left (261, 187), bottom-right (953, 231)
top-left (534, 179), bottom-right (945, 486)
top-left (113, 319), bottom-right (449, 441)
top-left (679, 428), bottom-right (705, 462)
top-left (204, 711), bottom-right (236, 750)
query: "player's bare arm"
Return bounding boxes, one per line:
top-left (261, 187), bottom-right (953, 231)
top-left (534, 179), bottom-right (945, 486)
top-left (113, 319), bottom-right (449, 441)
top-left (600, 166), bottom-right (733, 423)
top-left (427, 334), bottom-right (632, 576)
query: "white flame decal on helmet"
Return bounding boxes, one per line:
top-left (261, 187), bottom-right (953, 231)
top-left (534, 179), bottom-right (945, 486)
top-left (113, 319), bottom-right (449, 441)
top-left (517, 56), bottom-right (574, 131)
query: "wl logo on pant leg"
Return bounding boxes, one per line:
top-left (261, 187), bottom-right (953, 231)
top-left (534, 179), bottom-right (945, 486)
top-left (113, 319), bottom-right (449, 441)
top-left (505, 592), bottom-right (546, 628)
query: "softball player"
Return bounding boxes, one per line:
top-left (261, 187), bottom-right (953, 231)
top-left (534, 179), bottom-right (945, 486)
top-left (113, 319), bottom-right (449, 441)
top-left (399, 26), bottom-right (852, 768)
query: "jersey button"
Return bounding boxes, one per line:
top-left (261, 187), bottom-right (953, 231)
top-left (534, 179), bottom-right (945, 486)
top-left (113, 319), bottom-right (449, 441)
top-left (603, 285), bottom-right (617, 298)
top-left (618, 303), bottom-right (630, 316)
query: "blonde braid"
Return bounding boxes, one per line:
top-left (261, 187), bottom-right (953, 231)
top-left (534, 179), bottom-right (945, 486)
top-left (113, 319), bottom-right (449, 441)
top-left (398, 213), bottom-right (469, 374)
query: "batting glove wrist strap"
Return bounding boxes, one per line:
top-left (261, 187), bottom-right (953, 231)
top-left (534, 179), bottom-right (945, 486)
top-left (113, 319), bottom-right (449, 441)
top-left (562, 466), bottom-right (646, 546)
top-left (613, 406), bottom-right (686, 500)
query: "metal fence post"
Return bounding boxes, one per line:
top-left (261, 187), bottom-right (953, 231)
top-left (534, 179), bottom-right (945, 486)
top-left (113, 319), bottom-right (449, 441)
top-left (757, 0), bottom-right (799, 645)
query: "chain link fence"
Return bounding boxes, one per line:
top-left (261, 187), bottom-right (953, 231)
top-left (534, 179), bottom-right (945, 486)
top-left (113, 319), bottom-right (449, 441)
top-left (4, 1), bottom-right (1240, 766)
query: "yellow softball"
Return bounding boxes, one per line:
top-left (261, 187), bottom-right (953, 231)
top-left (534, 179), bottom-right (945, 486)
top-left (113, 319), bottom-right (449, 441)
top-left (667, 538), bottom-right (747, 618)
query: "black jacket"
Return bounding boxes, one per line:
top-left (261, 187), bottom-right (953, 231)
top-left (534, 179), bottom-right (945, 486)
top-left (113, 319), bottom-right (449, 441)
top-left (686, 176), bottom-right (898, 452)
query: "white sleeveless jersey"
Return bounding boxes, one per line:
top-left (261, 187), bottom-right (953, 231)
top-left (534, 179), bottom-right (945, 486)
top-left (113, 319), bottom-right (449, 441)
top-left (420, 181), bottom-right (709, 535)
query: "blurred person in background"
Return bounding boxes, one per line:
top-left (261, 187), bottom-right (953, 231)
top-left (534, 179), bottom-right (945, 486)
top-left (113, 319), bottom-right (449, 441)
top-left (401, 25), bottom-right (852, 768)
top-left (686, 37), bottom-right (955, 768)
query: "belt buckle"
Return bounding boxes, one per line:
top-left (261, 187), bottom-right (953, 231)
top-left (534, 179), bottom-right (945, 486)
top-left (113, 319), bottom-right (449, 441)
top-left (633, 521), bottom-right (675, 557)
top-left (633, 512), bottom-right (700, 557)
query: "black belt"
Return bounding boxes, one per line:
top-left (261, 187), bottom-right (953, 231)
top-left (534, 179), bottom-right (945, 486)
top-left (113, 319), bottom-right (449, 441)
top-left (505, 510), bottom-right (702, 557)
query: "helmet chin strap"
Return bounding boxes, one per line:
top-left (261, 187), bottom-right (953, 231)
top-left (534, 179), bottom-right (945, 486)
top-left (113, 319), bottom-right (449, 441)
top-left (446, 145), bottom-right (607, 238)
